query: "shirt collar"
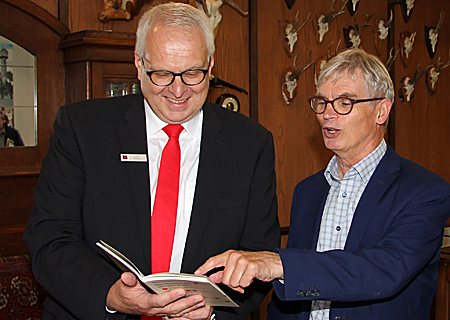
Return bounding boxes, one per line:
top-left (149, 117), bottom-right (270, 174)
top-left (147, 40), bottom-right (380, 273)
top-left (325, 140), bottom-right (387, 185)
top-left (144, 99), bottom-right (203, 140)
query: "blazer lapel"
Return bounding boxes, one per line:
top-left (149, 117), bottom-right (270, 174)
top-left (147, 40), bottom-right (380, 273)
top-left (345, 146), bottom-right (400, 251)
top-left (181, 104), bottom-right (230, 271)
top-left (117, 94), bottom-right (151, 269)
top-left (289, 174), bottom-right (330, 250)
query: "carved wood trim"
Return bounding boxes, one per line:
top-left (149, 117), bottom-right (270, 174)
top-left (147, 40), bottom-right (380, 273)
top-left (0, 0), bottom-right (69, 37)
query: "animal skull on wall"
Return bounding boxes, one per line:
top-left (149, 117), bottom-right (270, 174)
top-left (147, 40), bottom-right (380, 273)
top-left (189, 0), bottom-right (248, 37)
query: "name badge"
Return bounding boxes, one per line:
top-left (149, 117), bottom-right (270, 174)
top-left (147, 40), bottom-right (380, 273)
top-left (120, 154), bottom-right (147, 162)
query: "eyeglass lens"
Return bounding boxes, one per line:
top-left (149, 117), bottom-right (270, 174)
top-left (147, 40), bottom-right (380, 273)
top-left (310, 97), bottom-right (353, 115)
top-left (151, 70), bottom-right (207, 86)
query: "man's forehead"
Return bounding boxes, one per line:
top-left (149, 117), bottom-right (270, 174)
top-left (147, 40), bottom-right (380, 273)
top-left (317, 71), bottom-right (365, 96)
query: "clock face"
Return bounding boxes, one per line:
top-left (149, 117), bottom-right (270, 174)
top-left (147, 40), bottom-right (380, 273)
top-left (216, 93), bottom-right (240, 112)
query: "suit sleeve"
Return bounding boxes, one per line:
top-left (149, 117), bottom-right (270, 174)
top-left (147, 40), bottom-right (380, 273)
top-left (240, 130), bottom-right (280, 251)
top-left (23, 106), bottom-right (119, 320)
top-left (273, 171), bottom-right (450, 303)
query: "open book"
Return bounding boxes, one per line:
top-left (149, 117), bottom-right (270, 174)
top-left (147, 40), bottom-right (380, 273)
top-left (96, 240), bottom-right (238, 308)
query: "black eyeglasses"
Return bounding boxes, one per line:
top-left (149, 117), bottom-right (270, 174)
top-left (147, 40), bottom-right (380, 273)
top-left (141, 58), bottom-right (209, 87)
top-left (308, 96), bottom-right (384, 115)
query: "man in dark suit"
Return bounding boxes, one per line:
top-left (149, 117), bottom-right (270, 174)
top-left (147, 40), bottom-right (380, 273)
top-left (23, 3), bottom-right (279, 320)
top-left (196, 48), bottom-right (450, 320)
top-left (0, 110), bottom-right (24, 146)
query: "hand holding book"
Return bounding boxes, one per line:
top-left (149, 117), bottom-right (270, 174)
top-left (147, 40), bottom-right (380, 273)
top-left (97, 240), bottom-right (238, 308)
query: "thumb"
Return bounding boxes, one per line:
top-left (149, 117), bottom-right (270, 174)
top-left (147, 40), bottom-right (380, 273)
top-left (121, 272), bottom-right (138, 287)
top-left (208, 270), bottom-right (223, 284)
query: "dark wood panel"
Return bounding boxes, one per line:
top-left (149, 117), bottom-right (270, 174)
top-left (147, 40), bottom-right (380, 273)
top-left (60, 30), bottom-right (137, 103)
top-left (208, 0), bottom-right (250, 117)
top-left (393, 0), bottom-right (450, 183)
top-left (0, 175), bottom-right (38, 256)
top-left (0, 231), bottom-right (29, 256)
top-left (29, 0), bottom-right (59, 19)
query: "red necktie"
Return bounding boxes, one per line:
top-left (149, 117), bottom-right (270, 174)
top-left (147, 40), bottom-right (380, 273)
top-left (143, 124), bottom-right (183, 320)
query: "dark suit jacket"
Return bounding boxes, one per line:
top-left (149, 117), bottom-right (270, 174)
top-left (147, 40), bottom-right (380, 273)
top-left (268, 146), bottom-right (450, 320)
top-left (24, 94), bottom-right (280, 320)
top-left (3, 125), bottom-right (24, 146)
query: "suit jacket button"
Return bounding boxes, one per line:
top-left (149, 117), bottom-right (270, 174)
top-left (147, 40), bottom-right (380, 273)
top-left (297, 290), bottom-right (305, 297)
top-left (312, 289), bottom-right (321, 297)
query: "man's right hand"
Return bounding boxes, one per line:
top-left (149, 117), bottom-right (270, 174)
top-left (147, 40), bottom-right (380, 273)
top-left (106, 272), bottom-right (208, 318)
top-left (195, 250), bottom-right (284, 293)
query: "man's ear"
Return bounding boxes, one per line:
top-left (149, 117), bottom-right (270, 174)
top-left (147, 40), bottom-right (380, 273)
top-left (134, 50), bottom-right (142, 81)
top-left (208, 55), bottom-right (215, 75)
top-left (376, 99), bottom-right (392, 126)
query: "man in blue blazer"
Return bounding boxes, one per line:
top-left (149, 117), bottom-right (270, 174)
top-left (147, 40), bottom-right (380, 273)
top-left (196, 48), bottom-right (450, 320)
top-left (23, 3), bottom-right (279, 320)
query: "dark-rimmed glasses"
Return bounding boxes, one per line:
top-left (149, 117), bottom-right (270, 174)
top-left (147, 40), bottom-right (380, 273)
top-left (141, 58), bottom-right (209, 87)
top-left (308, 96), bottom-right (384, 115)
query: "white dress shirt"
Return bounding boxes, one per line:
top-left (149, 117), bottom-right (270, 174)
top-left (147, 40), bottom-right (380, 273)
top-left (144, 100), bottom-right (202, 273)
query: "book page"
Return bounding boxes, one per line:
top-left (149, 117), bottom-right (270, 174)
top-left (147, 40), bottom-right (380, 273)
top-left (141, 274), bottom-right (238, 307)
top-left (96, 241), bottom-right (144, 278)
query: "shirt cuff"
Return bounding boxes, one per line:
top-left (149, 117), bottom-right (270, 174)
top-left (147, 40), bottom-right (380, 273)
top-left (105, 305), bottom-right (117, 314)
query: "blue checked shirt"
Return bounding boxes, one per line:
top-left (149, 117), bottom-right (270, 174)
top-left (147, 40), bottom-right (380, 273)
top-left (309, 140), bottom-right (387, 320)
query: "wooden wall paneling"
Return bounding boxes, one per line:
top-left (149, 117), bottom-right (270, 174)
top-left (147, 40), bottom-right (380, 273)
top-left (0, 174), bottom-right (38, 256)
top-left (208, 0), bottom-right (250, 116)
top-left (257, 0), bottom-right (310, 228)
top-left (207, 0), bottom-right (250, 117)
top-left (29, 0), bottom-right (59, 18)
top-left (60, 30), bottom-right (137, 104)
top-left (64, 61), bottom-right (92, 102)
top-left (67, 0), bottom-right (183, 34)
top-left (393, 0), bottom-right (450, 182)
top-left (93, 62), bottom-right (139, 98)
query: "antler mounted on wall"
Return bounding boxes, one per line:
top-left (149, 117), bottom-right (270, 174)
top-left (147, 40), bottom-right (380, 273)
top-left (343, 13), bottom-right (375, 49)
top-left (400, 0), bottom-right (414, 23)
top-left (399, 31), bottom-right (416, 67)
top-left (426, 50), bottom-right (450, 96)
top-left (314, 0), bottom-right (348, 43)
top-left (283, 11), bottom-right (311, 56)
top-left (399, 64), bottom-right (433, 102)
top-left (374, 10), bottom-right (393, 57)
top-left (281, 50), bottom-right (314, 105)
top-left (346, 0), bottom-right (360, 17)
top-left (314, 40), bottom-right (341, 87)
top-left (425, 11), bottom-right (444, 59)
top-left (385, 47), bottom-right (399, 72)
top-left (190, 0), bottom-right (248, 37)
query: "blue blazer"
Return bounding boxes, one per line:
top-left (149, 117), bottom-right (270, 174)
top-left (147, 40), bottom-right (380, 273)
top-left (268, 145), bottom-right (450, 320)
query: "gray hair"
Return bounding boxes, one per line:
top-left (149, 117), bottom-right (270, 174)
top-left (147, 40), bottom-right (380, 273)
top-left (318, 48), bottom-right (395, 104)
top-left (135, 3), bottom-right (215, 62)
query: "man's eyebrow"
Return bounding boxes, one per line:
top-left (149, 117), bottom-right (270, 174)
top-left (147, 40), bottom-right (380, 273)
top-left (338, 92), bottom-right (358, 98)
top-left (315, 92), bottom-right (358, 99)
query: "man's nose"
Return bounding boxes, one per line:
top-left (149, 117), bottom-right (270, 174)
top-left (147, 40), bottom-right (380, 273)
top-left (322, 102), bottom-right (337, 118)
top-left (168, 76), bottom-right (187, 97)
